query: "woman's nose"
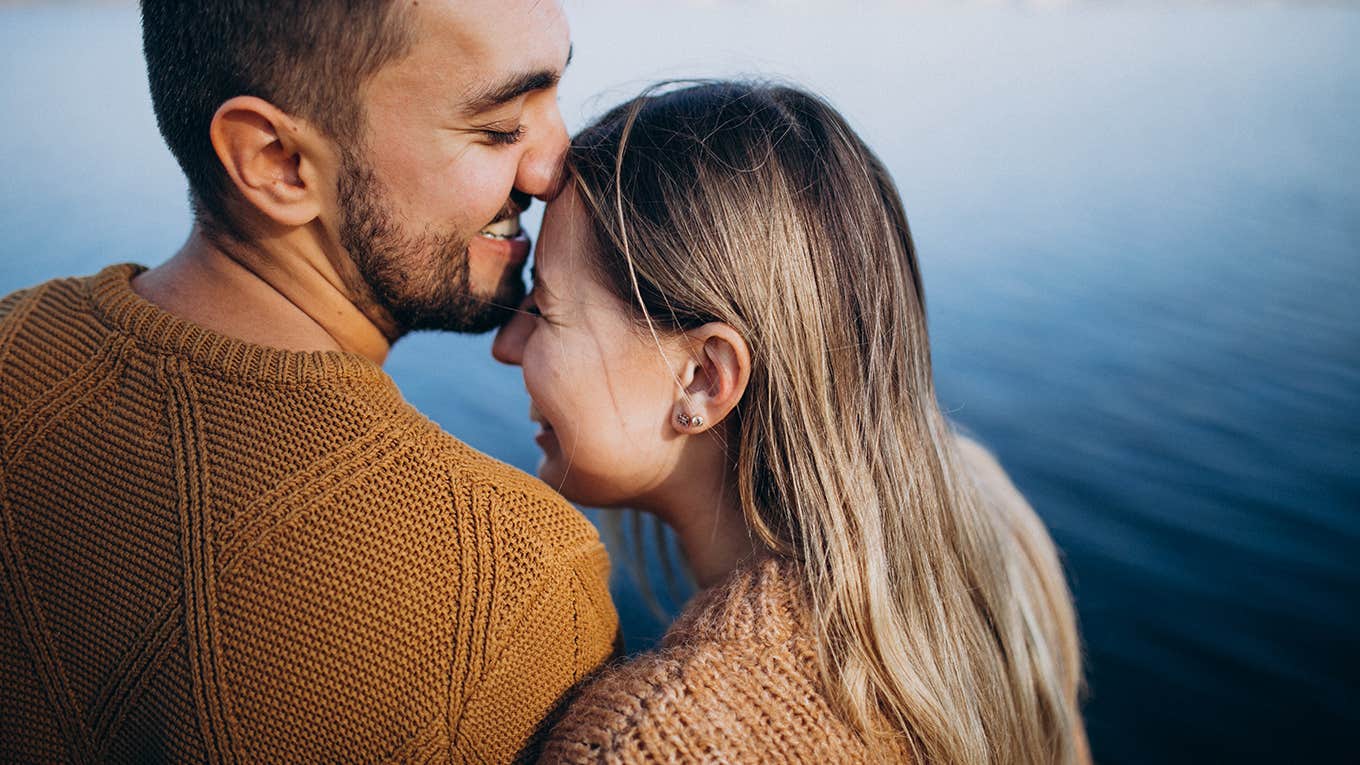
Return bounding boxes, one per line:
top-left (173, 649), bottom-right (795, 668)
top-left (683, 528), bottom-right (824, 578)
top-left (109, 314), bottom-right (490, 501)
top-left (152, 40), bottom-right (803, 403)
top-left (492, 306), bottom-right (530, 366)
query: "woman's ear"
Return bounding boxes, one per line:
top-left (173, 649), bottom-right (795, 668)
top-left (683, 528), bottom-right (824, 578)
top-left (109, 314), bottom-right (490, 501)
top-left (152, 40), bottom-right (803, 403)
top-left (208, 95), bottom-right (329, 228)
top-left (672, 322), bottom-right (751, 434)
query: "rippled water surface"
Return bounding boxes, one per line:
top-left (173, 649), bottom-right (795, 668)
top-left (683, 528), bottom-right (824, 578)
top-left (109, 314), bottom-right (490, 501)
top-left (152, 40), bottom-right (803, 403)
top-left (2, 3), bottom-right (1357, 762)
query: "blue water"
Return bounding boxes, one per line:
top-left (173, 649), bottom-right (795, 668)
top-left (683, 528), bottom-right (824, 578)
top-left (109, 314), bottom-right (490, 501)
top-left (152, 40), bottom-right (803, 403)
top-left (2, 3), bottom-right (1357, 762)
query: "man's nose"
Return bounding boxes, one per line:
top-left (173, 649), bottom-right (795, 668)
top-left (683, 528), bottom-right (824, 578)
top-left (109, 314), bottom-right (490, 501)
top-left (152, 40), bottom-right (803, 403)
top-left (492, 306), bottom-right (530, 366)
top-left (514, 107), bottom-right (570, 200)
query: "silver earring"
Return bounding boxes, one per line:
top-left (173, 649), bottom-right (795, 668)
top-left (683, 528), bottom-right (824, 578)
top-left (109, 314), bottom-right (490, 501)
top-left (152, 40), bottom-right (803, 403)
top-left (676, 412), bottom-right (704, 428)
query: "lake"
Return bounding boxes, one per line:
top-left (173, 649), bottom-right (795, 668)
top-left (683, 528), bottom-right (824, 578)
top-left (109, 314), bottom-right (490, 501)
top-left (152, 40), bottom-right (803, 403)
top-left (1, 2), bottom-right (1356, 762)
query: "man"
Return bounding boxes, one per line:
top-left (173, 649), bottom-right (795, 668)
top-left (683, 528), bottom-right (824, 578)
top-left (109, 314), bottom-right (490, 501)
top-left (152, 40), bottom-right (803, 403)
top-left (0, 1), bottom-right (617, 761)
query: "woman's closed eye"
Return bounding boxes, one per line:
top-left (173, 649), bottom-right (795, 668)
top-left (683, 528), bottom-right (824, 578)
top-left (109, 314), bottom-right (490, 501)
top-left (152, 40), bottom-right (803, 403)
top-left (521, 293), bottom-right (546, 320)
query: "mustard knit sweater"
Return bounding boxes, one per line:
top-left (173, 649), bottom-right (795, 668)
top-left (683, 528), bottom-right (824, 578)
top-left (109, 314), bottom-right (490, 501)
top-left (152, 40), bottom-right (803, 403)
top-left (0, 265), bottom-right (619, 763)
top-left (541, 558), bottom-right (909, 764)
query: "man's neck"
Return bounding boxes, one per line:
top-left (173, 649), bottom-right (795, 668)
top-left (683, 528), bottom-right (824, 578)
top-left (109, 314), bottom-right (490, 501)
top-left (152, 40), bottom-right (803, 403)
top-left (132, 228), bottom-right (393, 364)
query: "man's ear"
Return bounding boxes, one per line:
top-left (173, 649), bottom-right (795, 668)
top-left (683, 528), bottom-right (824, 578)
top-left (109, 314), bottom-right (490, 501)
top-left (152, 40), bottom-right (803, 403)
top-left (208, 96), bottom-right (328, 228)
top-left (672, 322), bottom-right (752, 434)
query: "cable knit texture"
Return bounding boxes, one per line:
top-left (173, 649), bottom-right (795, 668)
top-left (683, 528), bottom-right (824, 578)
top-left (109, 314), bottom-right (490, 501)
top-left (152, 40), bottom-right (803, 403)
top-left (0, 265), bottom-right (619, 763)
top-left (541, 558), bottom-right (910, 764)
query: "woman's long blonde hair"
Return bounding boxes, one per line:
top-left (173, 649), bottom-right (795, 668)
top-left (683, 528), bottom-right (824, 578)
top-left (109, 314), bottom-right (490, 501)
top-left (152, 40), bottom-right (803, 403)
top-left (567, 81), bottom-right (1089, 764)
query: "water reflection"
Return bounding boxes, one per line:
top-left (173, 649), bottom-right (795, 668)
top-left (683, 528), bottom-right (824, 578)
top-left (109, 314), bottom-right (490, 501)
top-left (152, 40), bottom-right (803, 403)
top-left (1, 3), bottom-right (1356, 763)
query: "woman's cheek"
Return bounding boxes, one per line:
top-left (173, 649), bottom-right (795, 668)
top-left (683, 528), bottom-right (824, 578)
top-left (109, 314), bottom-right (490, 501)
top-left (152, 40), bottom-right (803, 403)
top-left (520, 335), bottom-right (559, 406)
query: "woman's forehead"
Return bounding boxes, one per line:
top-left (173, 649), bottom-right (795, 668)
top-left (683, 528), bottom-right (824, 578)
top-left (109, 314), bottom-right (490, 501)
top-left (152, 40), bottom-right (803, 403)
top-left (536, 187), bottom-right (592, 284)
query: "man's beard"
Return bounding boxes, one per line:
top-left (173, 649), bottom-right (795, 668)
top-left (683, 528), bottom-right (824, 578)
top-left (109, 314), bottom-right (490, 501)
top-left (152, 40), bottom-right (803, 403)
top-left (337, 149), bottom-right (524, 336)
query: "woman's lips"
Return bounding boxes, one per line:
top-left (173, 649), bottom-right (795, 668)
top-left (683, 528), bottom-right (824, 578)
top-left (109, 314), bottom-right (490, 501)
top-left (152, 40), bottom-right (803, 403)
top-left (529, 403), bottom-right (555, 447)
top-left (533, 428), bottom-right (557, 450)
top-left (532, 418), bottom-right (556, 450)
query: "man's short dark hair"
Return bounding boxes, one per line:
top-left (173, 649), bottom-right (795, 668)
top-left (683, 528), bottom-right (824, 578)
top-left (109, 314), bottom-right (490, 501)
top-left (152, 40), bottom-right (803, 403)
top-left (140, 0), bottom-right (413, 238)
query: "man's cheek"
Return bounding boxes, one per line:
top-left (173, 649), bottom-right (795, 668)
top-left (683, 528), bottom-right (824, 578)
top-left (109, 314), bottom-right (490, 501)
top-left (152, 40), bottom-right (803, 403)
top-left (463, 159), bottom-right (522, 211)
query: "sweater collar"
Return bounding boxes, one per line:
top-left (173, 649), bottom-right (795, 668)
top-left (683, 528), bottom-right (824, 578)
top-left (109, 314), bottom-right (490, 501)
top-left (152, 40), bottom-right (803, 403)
top-left (663, 557), bottom-right (809, 648)
top-left (88, 263), bottom-right (390, 387)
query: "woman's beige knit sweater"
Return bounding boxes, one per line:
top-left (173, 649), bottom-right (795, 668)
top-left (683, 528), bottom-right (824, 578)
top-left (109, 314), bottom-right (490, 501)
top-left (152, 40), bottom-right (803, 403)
top-left (541, 558), bottom-right (910, 764)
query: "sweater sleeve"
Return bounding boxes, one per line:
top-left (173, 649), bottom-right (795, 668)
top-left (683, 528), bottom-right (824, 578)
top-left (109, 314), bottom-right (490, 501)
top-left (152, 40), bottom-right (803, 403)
top-left (452, 479), bottom-right (620, 763)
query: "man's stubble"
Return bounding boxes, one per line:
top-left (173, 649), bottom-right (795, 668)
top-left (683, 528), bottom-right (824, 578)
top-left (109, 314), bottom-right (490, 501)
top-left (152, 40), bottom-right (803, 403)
top-left (336, 147), bottom-right (525, 337)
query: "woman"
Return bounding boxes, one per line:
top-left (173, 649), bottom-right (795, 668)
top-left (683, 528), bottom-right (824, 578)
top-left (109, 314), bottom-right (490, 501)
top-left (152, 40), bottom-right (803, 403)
top-left (492, 81), bottom-right (1088, 764)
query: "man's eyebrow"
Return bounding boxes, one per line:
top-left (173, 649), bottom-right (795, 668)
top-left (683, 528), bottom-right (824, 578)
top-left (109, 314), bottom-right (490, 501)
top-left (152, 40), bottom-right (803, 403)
top-left (463, 45), bottom-right (573, 116)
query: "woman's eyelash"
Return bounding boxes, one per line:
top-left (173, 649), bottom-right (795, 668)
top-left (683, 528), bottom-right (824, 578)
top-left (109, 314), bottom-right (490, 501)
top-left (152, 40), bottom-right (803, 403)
top-left (484, 125), bottom-right (526, 145)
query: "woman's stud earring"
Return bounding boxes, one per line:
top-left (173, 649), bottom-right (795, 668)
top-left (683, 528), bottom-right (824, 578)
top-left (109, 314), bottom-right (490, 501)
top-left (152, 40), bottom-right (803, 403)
top-left (691, 416), bottom-right (704, 427)
top-left (676, 412), bottom-right (703, 428)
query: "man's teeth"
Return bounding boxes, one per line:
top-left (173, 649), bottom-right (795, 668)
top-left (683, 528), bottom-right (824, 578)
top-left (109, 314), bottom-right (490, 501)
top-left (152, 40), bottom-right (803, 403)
top-left (479, 216), bottom-right (522, 239)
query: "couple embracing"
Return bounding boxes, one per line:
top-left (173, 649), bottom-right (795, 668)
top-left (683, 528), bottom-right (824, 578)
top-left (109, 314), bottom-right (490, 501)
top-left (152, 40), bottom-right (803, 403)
top-left (0, 1), bottom-right (1088, 763)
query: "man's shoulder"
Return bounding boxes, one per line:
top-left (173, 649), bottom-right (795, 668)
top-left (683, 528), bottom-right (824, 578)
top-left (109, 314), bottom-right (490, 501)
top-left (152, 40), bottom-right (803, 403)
top-left (0, 270), bottom-right (115, 420)
top-left (228, 391), bottom-right (603, 572)
top-left (428, 430), bottom-right (605, 562)
top-left (0, 271), bottom-right (105, 337)
top-left (0, 272), bottom-right (91, 315)
top-left (438, 434), bottom-right (566, 512)
top-left (0, 281), bottom-right (41, 321)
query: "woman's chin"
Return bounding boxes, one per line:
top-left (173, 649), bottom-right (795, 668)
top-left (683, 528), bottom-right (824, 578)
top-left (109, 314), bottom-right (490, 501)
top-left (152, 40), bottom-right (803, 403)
top-left (535, 456), bottom-right (577, 500)
top-left (536, 460), bottom-right (629, 509)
